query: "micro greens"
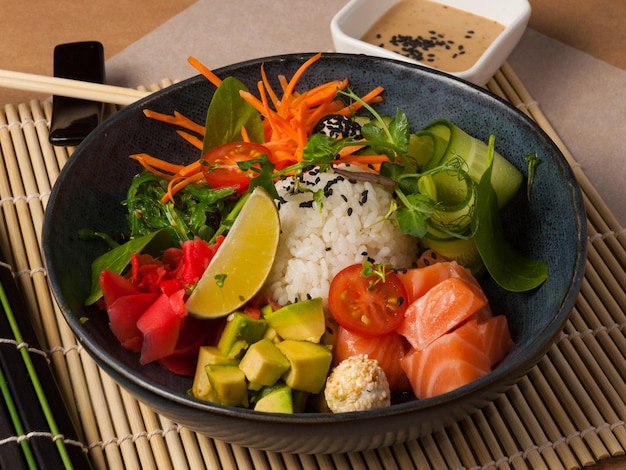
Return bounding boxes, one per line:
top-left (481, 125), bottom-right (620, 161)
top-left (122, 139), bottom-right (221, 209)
top-left (360, 261), bottom-right (392, 290)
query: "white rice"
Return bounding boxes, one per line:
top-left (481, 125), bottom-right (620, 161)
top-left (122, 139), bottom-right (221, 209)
top-left (265, 167), bottom-right (419, 306)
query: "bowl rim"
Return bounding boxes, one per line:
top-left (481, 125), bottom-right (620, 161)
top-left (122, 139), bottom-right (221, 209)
top-left (43, 52), bottom-right (587, 425)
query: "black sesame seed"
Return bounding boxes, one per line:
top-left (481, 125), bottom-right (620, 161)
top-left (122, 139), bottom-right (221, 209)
top-left (299, 200), bottom-right (314, 208)
top-left (359, 190), bottom-right (369, 205)
top-left (347, 207), bottom-right (353, 216)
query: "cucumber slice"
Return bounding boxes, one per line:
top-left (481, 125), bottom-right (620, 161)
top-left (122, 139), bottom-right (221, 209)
top-left (416, 119), bottom-right (522, 208)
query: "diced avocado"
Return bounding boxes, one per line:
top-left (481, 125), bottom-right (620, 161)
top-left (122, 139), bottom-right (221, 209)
top-left (206, 364), bottom-right (248, 407)
top-left (275, 340), bottom-right (332, 394)
top-left (238, 338), bottom-right (290, 386)
top-left (262, 325), bottom-right (280, 343)
top-left (254, 385), bottom-right (293, 413)
top-left (191, 346), bottom-right (238, 400)
top-left (217, 312), bottom-right (267, 358)
top-left (263, 298), bottom-right (325, 343)
top-left (248, 381), bottom-right (263, 392)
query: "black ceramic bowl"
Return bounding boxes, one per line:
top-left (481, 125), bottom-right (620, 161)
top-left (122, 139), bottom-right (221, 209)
top-left (43, 53), bottom-right (586, 454)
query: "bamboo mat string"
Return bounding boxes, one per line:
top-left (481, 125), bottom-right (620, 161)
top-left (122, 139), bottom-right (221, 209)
top-left (539, 353), bottom-right (609, 460)
top-left (561, 318), bottom-right (626, 424)
top-left (137, 400), bottom-right (174, 470)
top-left (494, 394), bottom-right (547, 467)
top-left (100, 373), bottom-right (142, 468)
top-left (118, 388), bottom-right (159, 470)
top-left (513, 377), bottom-right (580, 469)
top-left (554, 326), bottom-right (626, 452)
top-left (481, 402), bottom-right (532, 469)
top-left (503, 387), bottom-right (562, 468)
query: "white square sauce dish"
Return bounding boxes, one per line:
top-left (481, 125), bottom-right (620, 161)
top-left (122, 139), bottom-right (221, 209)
top-left (331, 0), bottom-right (531, 85)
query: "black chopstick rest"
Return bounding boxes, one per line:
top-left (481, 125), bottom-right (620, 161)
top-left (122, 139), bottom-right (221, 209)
top-left (49, 41), bottom-right (106, 147)
top-left (0, 255), bottom-right (92, 469)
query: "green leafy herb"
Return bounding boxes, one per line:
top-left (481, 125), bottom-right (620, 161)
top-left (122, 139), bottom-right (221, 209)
top-left (85, 229), bottom-right (171, 305)
top-left (472, 136), bottom-right (549, 291)
top-left (214, 273), bottom-right (227, 288)
top-left (202, 76), bottom-right (264, 153)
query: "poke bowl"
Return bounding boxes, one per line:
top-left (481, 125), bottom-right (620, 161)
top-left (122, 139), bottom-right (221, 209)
top-left (42, 53), bottom-right (586, 454)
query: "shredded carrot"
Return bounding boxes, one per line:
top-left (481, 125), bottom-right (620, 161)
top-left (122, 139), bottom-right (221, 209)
top-left (130, 153), bottom-right (184, 178)
top-left (176, 130), bottom-right (203, 150)
top-left (143, 109), bottom-right (205, 137)
top-left (336, 86), bottom-right (385, 116)
top-left (134, 53), bottom-right (390, 203)
top-left (163, 171), bottom-right (206, 204)
top-left (187, 56), bottom-right (223, 88)
top-left (260, 64), bottom-right (281, 110)
top-left (240, 125), bottom-right (251, 143)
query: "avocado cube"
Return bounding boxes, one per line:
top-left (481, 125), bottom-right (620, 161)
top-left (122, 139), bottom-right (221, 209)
top-left (217, 312), bottom-right (267, 358)
top-left (263, 298), bottom-right (325, 342)
top-left (238, 338), bottom-right (290, 386)
top-left (206, 364), bottom-right (248, 407)
top-left (191, 346), bottom-right (238, 401)
top-left (254, 385), bottom-right (293, 413)
top-left (275, 340), bottom-right (332, 393)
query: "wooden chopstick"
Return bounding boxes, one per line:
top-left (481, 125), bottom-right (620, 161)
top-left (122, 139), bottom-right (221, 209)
top-left (0, 69), bottom-right (151, 106)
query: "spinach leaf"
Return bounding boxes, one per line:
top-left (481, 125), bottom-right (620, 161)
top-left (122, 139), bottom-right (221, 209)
top-left (85, 229), bottom-right (172, 306)
top-left (472, 136), bottom-right (548, 292)
top-left (202, 76), bottom-right (264, 153)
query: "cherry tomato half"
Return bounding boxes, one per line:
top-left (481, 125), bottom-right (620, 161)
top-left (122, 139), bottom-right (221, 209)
top-left (201, 142), bottom-right (272, 193)
top-left (328, 264), bottom-right (408, 337)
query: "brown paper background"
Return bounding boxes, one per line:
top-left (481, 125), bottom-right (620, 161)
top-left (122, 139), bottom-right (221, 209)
top-left (0, 0), bottom-right (196, 104)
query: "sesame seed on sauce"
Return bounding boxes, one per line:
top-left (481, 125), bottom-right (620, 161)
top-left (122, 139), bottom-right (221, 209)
top-left (360, 0), bottom-right (505, 73)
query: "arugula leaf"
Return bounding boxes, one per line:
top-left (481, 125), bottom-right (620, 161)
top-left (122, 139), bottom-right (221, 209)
top-left (202, 76), bottom-right (264, 153)
top-left (85, 229), bottom-right (171, 306)
top-left (472, 136), bottom-right (548, 292)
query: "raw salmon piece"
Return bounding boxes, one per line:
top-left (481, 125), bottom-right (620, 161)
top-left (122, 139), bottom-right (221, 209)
top-left (400, 321), bottom-right (492, 399)
top-left (397, 261), bottom-right (487, 304)
top-left (333, 326), bottom-right (411, 392)
top-left (476, 315), bottom-right (514, 366)
top-left (398, 277), bottom-right (488, 351)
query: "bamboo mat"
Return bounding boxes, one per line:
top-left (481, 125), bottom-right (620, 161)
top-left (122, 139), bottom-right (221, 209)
top-left (0, 66), bottom-right (625, 470)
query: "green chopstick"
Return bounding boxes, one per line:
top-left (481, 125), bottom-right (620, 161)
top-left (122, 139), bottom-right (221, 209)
top-left (0, 281), bottom-right (76, 469)
top-left (0, 363), bottom-right (37, 468)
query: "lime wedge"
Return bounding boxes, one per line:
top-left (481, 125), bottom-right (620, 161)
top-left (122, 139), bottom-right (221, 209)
top-left (186, 187), bottom-right (280, 319)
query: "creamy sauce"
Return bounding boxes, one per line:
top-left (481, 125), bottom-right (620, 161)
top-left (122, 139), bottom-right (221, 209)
top-left (361, 0), bottom-right (505, 72)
